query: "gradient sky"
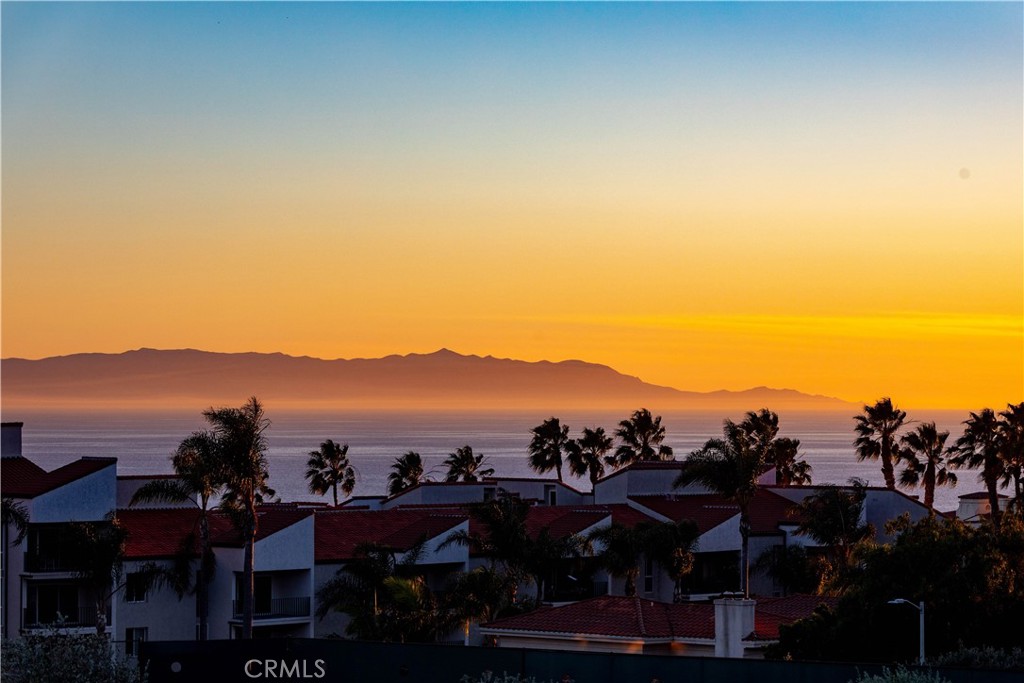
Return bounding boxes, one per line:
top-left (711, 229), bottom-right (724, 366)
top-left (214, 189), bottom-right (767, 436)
top-left (2, 2), bottom-right (1021, 410)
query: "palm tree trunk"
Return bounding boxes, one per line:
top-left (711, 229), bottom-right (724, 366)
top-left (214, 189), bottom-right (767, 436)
top-left (880, 445), bottom-right (896, 489)
top-left (198, 512), bottom-right (211, 640)
top-left (740, 510), bottom-right (751, 598)
top-left (332, 484), bottom-right (338, 507)
top-left (556, 463), bottom-right (562, 483)
top-left (242, 507), bottom-right (256, 639)
top-left (625, 569), bottom-right (638, 597)
top-left (924, 465), bottom-right (935, 513)
top-left (95, 598), bottom-right (107, 637)
top-left (986, 472), bottom-right (1001, 527)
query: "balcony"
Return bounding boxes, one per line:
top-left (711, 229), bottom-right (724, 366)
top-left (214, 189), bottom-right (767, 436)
top-left (231, 597), bottom-right (310, 620)
top-left (23, 552), bottom-right (87, 573)
top-left (22, 604), bottom-right (105, 630)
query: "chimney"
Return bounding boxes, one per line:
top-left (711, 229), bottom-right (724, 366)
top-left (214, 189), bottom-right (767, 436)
top-left (1, 422), bottom-right (23, 457)
top-left (714, 598), bottom-right (755, 658)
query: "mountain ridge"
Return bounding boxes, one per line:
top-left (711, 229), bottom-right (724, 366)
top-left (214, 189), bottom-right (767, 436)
top-left (0, 348), bottom-right (857, 412)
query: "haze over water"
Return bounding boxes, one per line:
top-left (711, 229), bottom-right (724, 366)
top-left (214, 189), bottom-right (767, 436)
top-left (13, 408), bottom-right (985, 514)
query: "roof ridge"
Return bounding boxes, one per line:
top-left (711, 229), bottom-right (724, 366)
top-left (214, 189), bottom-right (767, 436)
top-left (634, 596), bottom-right (646, 637)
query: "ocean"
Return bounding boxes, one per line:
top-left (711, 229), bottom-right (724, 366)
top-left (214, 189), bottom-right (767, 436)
top-left (8, 408), bottom-right (988, 514)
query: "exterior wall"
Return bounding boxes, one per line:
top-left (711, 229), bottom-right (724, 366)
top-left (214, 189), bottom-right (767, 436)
top-left (208, 547), bottom-right (241, 640)
top-left (695, 516), bottom-right (741, 553)
top-left (747, 535), bottom-right (785, 597)
top-left (492, 633), bottom-right (647, 655)
top-left (312, 563), bottom-right (350, 638)
top-left (116, 477), bottom-right (195, 509)
top-left (382, 484), bottom-right (485, 509)
top-left (30, 465), bottom-right (117, 523)
top-left (255, 518), bottom-right (313, 572)
top-left (396, 521), bottom-right (470, 567)
top-left (115, 559), bottom-right (197, 645)
top-left (864, 490), bottom-right (929, 543)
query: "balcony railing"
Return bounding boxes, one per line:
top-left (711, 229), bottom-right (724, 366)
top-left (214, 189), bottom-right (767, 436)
top-left (231, 597), bottom-right (310, 619)
top-left (22, 605), bottom-right (100, 630)
top-left (23, 552), bottom-right (87, 573)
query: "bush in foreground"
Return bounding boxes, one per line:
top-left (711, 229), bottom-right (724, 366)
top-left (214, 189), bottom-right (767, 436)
top-left (1, 631), bottom-right (143, 683)
top-left (850, 667), bottom-right (950, 683)
top-left (461, 673), bottom-right (572, 683)
top-left (929, 646), bottom-right (1024, 671)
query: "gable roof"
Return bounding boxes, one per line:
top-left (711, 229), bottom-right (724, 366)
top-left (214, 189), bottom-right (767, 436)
top-left (314, 508), bottom-right (466, 563)
top-left (119, 505), bottom-right (313, 558)
top-left (482, 594), bottom-right (838, 642)
top-left (1, 456), bottom-right (116, 499)
top-left (629, 489), bottom-right (802, 535)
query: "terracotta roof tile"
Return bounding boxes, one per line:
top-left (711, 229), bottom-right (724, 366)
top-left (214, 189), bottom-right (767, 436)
top-left (2, 456), bottom-right (115, 498)
top-left (484, 594), bottom-right (833, 642)
top-left (630, 490), bottom-right (801, 535)
top-left (315, 508), bottom-right (467, 563)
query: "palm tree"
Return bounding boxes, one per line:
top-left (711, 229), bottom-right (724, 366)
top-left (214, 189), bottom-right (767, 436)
top-left (587, 523), bottom-right (647, 597)
top-left (608, 408), bottom-right (673, 469)
top-left (527, 417), bottom-right (570, 482)
top-left (771, 437), bottom-right (813, 486)
top-left (443, 445), bottom-right (494, 483)
top-left (899, 422), bottom-right (957, 513)
top-left (305, 439), bottom-right (356, 506)
top-left (445, 566), bottom-right (516, 644)
top-left (674, 421), bottom-right (767, 597)
top-left (205, 396), bottom-right (275, 639)
top-left (853, 397), bottom-right (907, 490)
top-left (997, 402), bottom-right (1024, 508)
top-left (566, 427), bottom-right (612, 487)
top-left (2, 497), bottom-right (29, 546)
top-left (66, 514), bottom-right (129, 637)
top-left (129, 430), bottom-right (224, 640)
top-left (638, 520), bottom-right (699, 602)
top-left (387, 451), bottom-right (427, 496)
top-left (794, 479), bottom-right (874, 591)
top-left (951, 408), bottom-right (1004, 526)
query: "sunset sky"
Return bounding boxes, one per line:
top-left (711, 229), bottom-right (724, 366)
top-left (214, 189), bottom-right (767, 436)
top-left (2, 2), bottom-right (1021, 410)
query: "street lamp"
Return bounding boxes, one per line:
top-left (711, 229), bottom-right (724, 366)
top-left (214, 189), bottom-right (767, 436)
top-left (888, 599), bottom-right (925, 665)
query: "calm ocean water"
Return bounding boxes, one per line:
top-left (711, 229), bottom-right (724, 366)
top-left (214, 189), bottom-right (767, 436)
top-left (7, 408), bottom-right (988, 514)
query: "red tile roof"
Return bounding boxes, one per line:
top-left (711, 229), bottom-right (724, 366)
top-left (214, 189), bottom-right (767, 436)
top-left (119, 505), bottom-right (312, 558)
top-left (120, 508), bottom-right (204, 559)
top-left (2, 456), bottom-right (116, 498)
top-left (483, 594), bottom-right (836, 642)
top-left (630, 490), bottom-right (801, 535)
top-left (315, 508), bottom-right (466, 563)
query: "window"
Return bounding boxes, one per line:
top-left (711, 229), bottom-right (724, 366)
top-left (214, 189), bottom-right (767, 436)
top-left (643, 556), bottom-right (654, 594)
top-left (125, 573), bottom-right (147, 603)
top-left (545, 485), bottom-right (557, 506)
top-left (125, 627), bottom-right (147, 657)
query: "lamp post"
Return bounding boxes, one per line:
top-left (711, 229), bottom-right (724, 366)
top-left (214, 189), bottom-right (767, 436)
top-left (888, 599), bottom-right (925, 665)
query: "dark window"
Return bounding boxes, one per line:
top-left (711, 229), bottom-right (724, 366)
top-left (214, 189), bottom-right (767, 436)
top-left (125, 627), bottom-right (147, 657)
top-left (644, 556), bottom-right (654, 594)
top-left (125, 573), bottom-right (147, 603)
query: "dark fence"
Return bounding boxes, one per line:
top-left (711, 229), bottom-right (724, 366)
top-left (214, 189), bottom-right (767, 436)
top-left (140, 639), bottom-right (1018, 683)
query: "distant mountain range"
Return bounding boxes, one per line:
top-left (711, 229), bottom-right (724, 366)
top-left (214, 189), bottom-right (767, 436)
top-left (0, 348), bottom-right (857, 412)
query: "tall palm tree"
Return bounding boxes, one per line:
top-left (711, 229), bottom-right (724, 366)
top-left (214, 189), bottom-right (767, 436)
top-left (129, 430), bottom-right (224, 640)
top-left (899, 422), bottom-right (957, 513)
top-left (771, 437), bottom-right (813, 486)
top-left (674, 421), bottom-right (767, 597)
top-left (445, 566), bottom-right (516, 644)
top-left (588, 521), bottom-right (696, 598)
top-left (527, 417), bottom-right (570, 482)
top-left (305, 439), bottom-right (356, 506)
top-left (853, 397), bottom-right (907, 490)
top-left (566, 427), bottom-right (612, 487)
top-left (608, 408), bottom-right (673, 469)
top-left (205, 396), bottom-right (275, 639)
top-left (587, 523), bottom-right (647, 597)
top-left (997, 402), bottom-right (1024, 508)
top-left (387, 451), bottom-right (427, 496)
top-left (951, 408), bottom-right (1004, 526)
top-left (443, 445), bottom-right (494, 483)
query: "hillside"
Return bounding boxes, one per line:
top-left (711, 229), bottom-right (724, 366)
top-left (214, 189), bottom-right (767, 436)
top-left (0, 348), bottom-right (857, 411)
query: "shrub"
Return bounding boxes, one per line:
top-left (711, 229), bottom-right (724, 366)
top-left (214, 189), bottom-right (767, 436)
top-left (461, 673), bottom-right (572, 683)
top-left (849, 666), bottom-right (950, 683)
top-left (929, 646), bottom-right (1024, 671)
top-left (1, 630), bottom-right (144, 683)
